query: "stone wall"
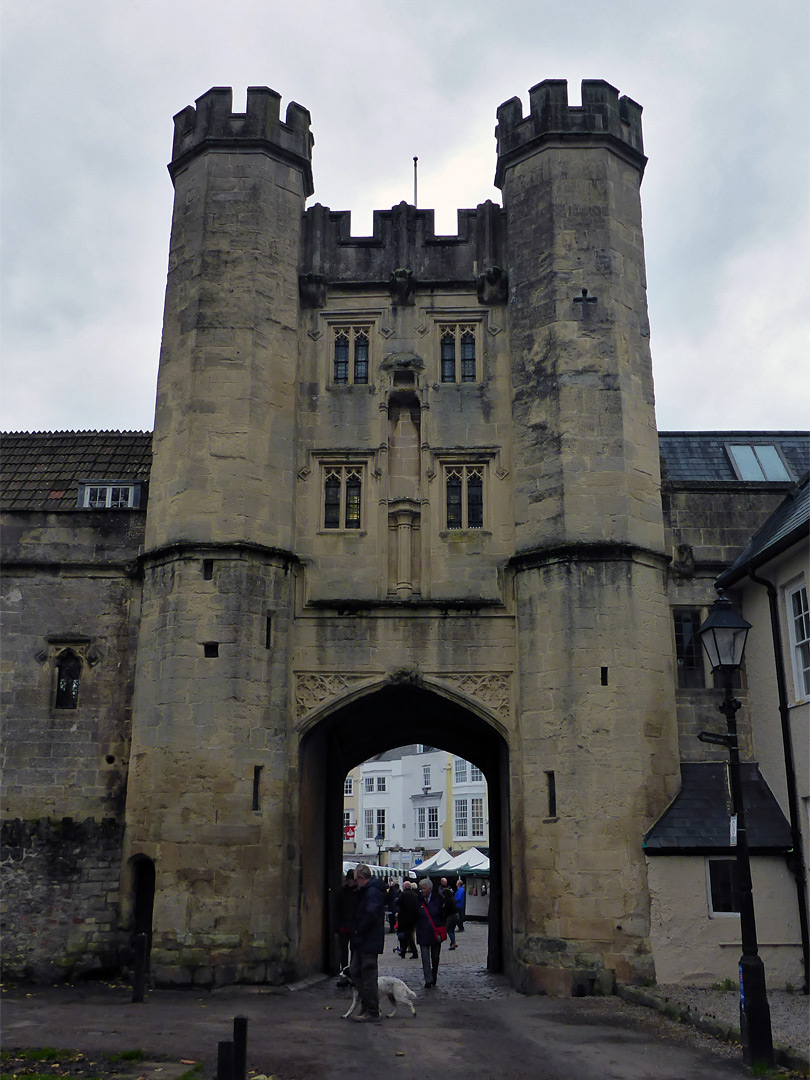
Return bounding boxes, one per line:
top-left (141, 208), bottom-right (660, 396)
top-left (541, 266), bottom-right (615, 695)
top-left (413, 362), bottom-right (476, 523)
top-left (1, 817), bottom-right (125, 981)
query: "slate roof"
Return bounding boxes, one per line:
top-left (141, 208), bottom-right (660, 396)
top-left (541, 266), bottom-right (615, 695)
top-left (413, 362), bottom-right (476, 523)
top-left (717, 476), bottom-right (810, 588)
top-left (0, 431), bottom-right (152, 511)
top-left (644, 762), bottom-right (792, 854)
top-left (658, 431), bottom-right (810, 484)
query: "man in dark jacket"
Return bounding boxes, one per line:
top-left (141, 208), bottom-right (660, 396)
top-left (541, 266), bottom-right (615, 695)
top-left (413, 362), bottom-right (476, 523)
top-left (396, 880), bottom-right (419, 958)
top-left (348, 865), bottom-right (386, 1021)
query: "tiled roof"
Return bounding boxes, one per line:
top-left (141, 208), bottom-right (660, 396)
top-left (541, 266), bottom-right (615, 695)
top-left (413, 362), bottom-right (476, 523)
top-left (659, 431), bottom-right (810, 483)
top-left (0, 431), bottom-right (152, 511)
top-left (717, 475), bottom-right (809, 587)
top-left (643, 762), bottom-right (792, 854)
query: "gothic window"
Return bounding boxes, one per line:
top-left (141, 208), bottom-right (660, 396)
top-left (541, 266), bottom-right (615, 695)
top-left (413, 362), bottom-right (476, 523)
top-left (54, 649), bottom-right (82, 709)
top-left (323, 466), bottom-right (363, 530)
top-left (333, 327), bottom-right (370, 385)
top-left (445, 465), bottom-right (484, 530)
top-left (440, 325), bottom-right (477, 383)
top-left (673, 609), bottom-right (705, 689)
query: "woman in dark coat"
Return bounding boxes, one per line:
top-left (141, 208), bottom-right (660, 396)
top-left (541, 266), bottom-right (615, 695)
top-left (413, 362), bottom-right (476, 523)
top-left (415, 877), bottom-right (447, 988)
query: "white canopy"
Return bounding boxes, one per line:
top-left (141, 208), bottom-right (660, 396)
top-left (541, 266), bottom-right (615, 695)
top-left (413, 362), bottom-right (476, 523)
top-left (438, 847), bottom-right (490, 875)
top-left (409, 848), bottom-right (452, 873)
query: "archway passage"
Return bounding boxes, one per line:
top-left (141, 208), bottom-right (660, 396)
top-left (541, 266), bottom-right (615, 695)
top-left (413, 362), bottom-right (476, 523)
top-left (298, 682), bottom-right (510, 980)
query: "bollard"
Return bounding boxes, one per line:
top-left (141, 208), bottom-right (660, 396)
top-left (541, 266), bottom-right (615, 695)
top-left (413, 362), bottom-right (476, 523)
top-left (217, 1039), bottom-right (234, 1080)
top-left (233, 1015), bottom-right (248, 1080)
top-left (132, 932), bottom-right (147, 1003)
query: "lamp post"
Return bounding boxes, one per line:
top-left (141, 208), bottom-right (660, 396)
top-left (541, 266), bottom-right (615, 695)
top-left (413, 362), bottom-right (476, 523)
top-left (697, 592), bottom-right (774, 1068)
top-left (374, 831), bottom-right (384, 865)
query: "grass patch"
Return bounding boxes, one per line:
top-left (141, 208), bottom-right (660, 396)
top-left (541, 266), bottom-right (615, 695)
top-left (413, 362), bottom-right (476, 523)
top-left (107, 1050), bottom-right (145, 1064)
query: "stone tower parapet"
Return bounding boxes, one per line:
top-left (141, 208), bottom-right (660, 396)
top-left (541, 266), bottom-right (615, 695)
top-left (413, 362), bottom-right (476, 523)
top-left (495, 79), bottom-right (644, 187)
top-left (170, 86), bottom-right (314, 195)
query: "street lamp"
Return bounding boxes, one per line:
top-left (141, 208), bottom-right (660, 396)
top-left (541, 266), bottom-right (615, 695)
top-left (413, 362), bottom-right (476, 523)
top-left (374, 831), bottom-right (384, 864)
top-left (697, 592), bottom-right (774, 1068)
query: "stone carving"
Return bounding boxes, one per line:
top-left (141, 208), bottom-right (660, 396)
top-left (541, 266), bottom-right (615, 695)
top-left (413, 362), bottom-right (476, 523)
top-left (432, 673), bottom-right (511, 718)
top-left (294, 673), bottom-right (372, 716)
top-left (388, 268), bottom-right (415, 306)
top-left (476, 265), bottom-right (508, 305)
top-left (299, 273), bottom-right (327, 309)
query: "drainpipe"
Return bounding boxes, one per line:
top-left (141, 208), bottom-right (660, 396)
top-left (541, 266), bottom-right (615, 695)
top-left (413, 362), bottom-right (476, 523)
top-left (747, 567), bottom-right (810, 994)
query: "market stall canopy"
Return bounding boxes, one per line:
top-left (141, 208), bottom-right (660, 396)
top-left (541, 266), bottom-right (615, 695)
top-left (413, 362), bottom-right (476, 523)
top-left (409, 848), bottom-right (452, 874)
top-left (439, 847), bottom-right (490, 875)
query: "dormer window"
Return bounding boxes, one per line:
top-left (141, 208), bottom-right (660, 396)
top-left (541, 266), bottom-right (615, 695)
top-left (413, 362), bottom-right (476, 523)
top-left (78, 482), bottom-right (141, 508)
top-left (726, 444), bottom-right (791, 482)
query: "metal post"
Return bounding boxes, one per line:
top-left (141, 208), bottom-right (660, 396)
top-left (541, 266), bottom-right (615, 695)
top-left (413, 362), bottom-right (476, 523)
top-left (131, 932), bottom-right (147, 1003)
top-left (233, 1015), bottom-right (248, 1080)
top-left (217, 1040), bottom-right (234, 1080)
top-left (720, 679), bottom-right (774, 1068)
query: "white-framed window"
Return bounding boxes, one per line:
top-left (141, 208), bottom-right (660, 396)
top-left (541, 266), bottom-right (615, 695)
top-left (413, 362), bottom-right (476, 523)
top-left (422, 765), bottom-right (431, 788)
top-left (80, 483), bottom-right (138, 508)
top-left (726, 443), bottom-right (791, 482)
top-left (428, 806), bottom-right (439, 838)
top-left (364, 809), bottom-right (374, 839)
top-left (445, 464), bottom-right (485, 530)
top-left (439, 324), bottom-right (477, 384)
top-left (343, 810), bottom-right (351, 829)
top-left (454, 758), bottom-right (468, 784)
top-left (376, 776), bottom-right (386, 792)
top-left (332, 326), bottom-right (371, 385)
top-left (376, 809), bottom-right (386, 839)
top-left (322, 464), bottom-right (363, 530)
top-left (344, 776), bottom-right (353, 796)
top-left (364, 776), bottom-right (374, 793)
top-left (787, 584), bottom-right (810, 700)
top-left (454, 798), bottom-right (468, 837)
top-left (470, 765), bottom-right (483, 783)
top-left (706, 857), bottom-right (740, 917)
top-left (416, 807), bottom-right (426, 839)
top-left (471, 797), bottom-right (485, 837)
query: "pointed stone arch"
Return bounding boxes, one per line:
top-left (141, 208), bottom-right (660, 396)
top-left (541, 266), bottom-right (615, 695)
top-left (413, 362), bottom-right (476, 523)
top-left (297, 679), bottom-right (511, 978)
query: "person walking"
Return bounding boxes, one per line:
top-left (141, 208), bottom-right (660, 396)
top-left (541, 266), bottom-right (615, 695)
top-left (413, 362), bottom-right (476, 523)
top-left (442, 882), bottom-right (459, 949)
top-left (335, 870), bottom-right (360, 982)
top-left (348, 865), bottom-right (386, 1021)
top-left (454, 878), bottom-right (466, 932)
top-left (396, 879), bottom-right (419, 959)
top-left (415, 877), bottom-right (447, 988)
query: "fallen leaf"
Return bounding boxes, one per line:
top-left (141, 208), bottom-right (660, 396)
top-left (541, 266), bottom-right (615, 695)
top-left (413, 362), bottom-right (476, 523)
top-left (396, 1051), bottom-right (405, 1056)
top-left (181, 1060), bottom-right (196, 1066)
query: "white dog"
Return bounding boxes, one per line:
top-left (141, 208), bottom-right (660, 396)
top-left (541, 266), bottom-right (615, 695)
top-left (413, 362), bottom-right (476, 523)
top-left (339, 967), bottom-right (417, 1019)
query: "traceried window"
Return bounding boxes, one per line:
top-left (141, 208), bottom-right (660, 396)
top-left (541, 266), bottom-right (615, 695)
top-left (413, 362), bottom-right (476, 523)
top-left (454, 758), bottom-right (468, 784)
top-left (726, 443), bottom-right (791, 482)
top-left (788, 584), bottom-right (810, 698)
top-left (333, 327), bottom-right (370, 385)
top-left (445, 465), bottom-right (484, 530)
top-left (54, 649), bottom-right (82, 709)
top-left (707, 858), bottom-right (740, 916)
top-left (427, 806), bottom-right (439, 838)
top-left (673, 609), bottom-right (705, 689)
top-left (440, 325), bottom-right (477, 383)
top-left (344, 777), bottom-right (353, 796)
top-left (470, 797), bottom-right (485, 837)
top-left (323, 466), bottom-right (362, 530)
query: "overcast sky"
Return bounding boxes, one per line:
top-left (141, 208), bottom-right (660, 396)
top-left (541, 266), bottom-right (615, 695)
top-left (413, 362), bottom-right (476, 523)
top-left (2, 0), bottom-right (808, 435)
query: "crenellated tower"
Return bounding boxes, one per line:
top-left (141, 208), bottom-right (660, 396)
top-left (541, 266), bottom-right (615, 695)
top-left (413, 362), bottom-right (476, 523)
top-left (497, 80), bottom-right (679, 989)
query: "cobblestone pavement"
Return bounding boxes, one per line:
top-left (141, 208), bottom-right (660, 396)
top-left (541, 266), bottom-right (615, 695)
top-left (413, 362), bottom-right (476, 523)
top-left (378, 920), bottom-right (507, 997)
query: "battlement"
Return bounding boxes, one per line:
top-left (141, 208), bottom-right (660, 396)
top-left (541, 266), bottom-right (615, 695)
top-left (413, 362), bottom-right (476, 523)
top-left (170, 86), bottom-right (314, 193)
top-left (495, 79), bottom-right (644, 187)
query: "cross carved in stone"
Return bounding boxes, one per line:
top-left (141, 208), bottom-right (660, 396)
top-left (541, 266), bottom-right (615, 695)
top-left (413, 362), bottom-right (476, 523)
top-left (573, 288), bottom-right (598, 309)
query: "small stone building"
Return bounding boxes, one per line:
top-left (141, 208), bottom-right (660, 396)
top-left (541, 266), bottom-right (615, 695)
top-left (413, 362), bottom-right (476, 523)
top-left (1, 78), bottom-right (808, 993)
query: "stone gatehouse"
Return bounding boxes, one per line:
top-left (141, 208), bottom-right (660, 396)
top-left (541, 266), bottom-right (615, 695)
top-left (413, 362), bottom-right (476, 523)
top-left (2, 78), bottom-right (807, 993)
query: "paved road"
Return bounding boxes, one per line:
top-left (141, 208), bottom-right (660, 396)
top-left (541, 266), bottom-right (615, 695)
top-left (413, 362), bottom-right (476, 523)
top-left (3, 926), bottom-right (755, 1079)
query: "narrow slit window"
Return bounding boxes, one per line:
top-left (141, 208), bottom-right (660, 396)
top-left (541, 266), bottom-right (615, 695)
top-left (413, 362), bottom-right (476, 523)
top-left (252, 766), bottom-right (263, 811)
top-left (546, 770), bottom-right (557, 818)
top-left (265, 615), bottom-right (273, 650)
top-left (54, 650), bottom-right (82, 709)
top-left (203, 559), bottom-right (213, 580)
top-left (601, 666), bottom-right (609, 686)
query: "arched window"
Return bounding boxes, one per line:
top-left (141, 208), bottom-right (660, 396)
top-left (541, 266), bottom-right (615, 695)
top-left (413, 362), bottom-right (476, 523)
top-left (55, 650), bottom-right (82, 709)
